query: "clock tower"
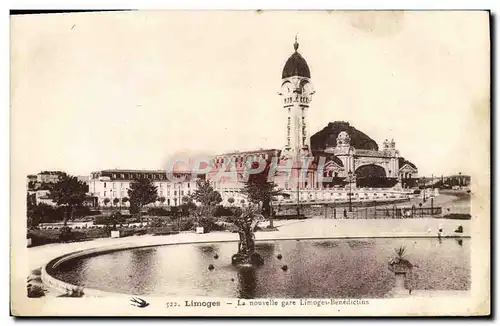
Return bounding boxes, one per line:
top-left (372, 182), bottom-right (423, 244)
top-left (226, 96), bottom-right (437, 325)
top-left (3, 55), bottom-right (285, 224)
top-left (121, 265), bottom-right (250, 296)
top-left (279, 36), bottom-right (315, 158)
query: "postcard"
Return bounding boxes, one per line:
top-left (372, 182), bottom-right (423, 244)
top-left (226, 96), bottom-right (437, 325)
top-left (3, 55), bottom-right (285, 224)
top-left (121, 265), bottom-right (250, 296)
top-left (10, 10), bottom-right (490, 316)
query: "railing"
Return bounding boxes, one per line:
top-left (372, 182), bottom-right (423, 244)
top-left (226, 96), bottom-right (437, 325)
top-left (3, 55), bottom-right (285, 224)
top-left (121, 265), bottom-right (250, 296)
top-left (274, 205), bottom-right (443, 219)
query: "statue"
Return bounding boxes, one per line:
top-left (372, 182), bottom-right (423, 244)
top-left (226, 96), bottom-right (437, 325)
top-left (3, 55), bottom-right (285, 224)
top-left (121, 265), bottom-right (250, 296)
top-left (230, 205), bottom-right (265, 266)
top-left (388, 246), bottom-right (414, 295)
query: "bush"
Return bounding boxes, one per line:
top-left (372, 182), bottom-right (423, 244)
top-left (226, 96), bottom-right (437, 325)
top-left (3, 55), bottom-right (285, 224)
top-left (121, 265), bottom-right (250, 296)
top-left (27, 284), bottom-right (46, 298)
top-left (94, 213), bottom-right (126, 226)
top-left (180, 220), bottom-right (194, 231)
top-left (212, 205), bottom-right (235, 217)
top-left (28, 203), bottom-right (65, 225)
top-left (28, 230), bottom-right (60, 246)
top-left (197, 217), bottom-right (226, 232)
top-left (147, 207), bottom-right (171, 216)
top-left (73, 206), bottom-right (101, 218)
top-left (59, 227), bottom-right (87, 242)
top-left (150, 218), bottom-right (167, 228)
top-left (443, 213), bottom-right (471, 220)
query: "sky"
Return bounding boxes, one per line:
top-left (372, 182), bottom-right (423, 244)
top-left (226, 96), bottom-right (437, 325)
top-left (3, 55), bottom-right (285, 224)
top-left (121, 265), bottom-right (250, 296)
top-left (11, 11), bottom-right (490, 177)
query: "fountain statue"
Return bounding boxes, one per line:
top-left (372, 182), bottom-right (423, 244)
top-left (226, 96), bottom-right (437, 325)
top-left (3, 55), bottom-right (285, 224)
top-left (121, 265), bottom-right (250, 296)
top-left (388, 246), bottom-right (413, 296)
top-left (231, 206), bottom-right (265, 266)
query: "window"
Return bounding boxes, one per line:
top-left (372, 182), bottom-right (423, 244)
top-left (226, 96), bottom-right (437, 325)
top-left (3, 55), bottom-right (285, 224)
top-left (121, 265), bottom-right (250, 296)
top-left (113, 173), bottom-right (117, 179)
top-left (104, 191), bottom-right (106, 197)
top-left (167, 199), bottom-right (170, 205)
top-left (174, 191), bottom-right (177, 196)
top-left (104, 182), bottom-right (106, 188)
top-left (187, 183), bottom-right (190, 188)
top-left (113, 183), bottom-right (116, 189)
top-left (160, 190), bottom-right (163, 196)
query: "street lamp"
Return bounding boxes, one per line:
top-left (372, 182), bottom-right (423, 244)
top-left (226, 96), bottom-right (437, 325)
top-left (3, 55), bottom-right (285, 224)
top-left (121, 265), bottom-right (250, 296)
top-left (348, 170), bottom-right (353, 212)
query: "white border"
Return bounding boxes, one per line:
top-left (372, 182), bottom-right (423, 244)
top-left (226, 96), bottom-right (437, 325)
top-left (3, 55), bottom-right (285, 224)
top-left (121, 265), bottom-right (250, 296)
top-left (4, 1), bottom-right (497, 324)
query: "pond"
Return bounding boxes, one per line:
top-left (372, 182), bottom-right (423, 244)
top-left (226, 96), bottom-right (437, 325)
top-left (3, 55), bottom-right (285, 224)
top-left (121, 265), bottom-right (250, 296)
top-left (53, 238), bottom-right (470, 298)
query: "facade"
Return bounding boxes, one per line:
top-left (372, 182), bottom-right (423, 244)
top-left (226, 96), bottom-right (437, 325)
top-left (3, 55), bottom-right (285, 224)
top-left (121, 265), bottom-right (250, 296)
top-left (205, 38), bottom-right (419, 206)
top-left (88, 169), bottom-right (201, 207)
top-left (36, 171), bottom-right (65, 183)
top-left (84, 38), bottom-right (419, 209)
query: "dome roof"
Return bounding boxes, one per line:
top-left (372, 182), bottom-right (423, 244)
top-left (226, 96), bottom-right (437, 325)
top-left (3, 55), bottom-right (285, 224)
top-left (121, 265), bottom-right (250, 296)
top-left (311, 121), bottom-right (379, 151)
top-left (282, 39), bottom-right (311, 79)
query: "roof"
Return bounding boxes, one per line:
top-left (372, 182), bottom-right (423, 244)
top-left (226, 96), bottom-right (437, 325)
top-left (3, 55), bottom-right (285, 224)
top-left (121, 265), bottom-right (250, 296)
top-left (217, 148), bottom-right (280, 157)
top-left (398, 157), bottom-right (417, 170)
top-left (95, 169), bottom-right (193, 175)
top-left (282, 39), bottom-right (310, 79)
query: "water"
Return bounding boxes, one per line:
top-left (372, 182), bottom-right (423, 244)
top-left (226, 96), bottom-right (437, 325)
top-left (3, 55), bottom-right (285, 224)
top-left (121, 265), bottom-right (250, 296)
top-left (53, 238), bottom-right (470, 298)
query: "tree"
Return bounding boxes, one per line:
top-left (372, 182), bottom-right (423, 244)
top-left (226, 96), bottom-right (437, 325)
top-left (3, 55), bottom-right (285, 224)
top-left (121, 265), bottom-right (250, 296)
top-left (47, 174), bottom-right (89, 226)
top-left (103, 198), bottom-right (110, 207)
top-left (228, 197), bottom-right (235, 206)
top-left (27, 193), bottom-right (39, 228)
top-left (191, 179), bottom-right (222, 216)
top-left (113, 198), bottom-right (120, 206)
top-left (241, 161), bottom-right (281, 227)
top-left (180, 196), bottom-right (196, 217)
top-left (122, 197), bottom-right (129, 205)
top-left (228, 205), bottom-right (264, 266)
top-left (128, 178), bottom-right (158, 217)
top-left (158, 196), bottom-right (166, 206)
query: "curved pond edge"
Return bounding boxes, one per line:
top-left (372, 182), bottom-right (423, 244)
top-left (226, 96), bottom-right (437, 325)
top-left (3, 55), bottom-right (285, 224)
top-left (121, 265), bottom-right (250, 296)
top-left (41, 234), bottom-right (470, 298)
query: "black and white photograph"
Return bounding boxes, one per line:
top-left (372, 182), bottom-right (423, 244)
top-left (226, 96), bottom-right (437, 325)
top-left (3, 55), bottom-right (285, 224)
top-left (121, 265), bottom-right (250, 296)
top-left (10, 10), bottom-right (490, 316)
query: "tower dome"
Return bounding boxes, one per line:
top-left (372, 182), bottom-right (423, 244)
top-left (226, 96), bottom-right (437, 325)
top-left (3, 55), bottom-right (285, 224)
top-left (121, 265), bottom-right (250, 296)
top-left (282, 37), bottom-right (311, 79)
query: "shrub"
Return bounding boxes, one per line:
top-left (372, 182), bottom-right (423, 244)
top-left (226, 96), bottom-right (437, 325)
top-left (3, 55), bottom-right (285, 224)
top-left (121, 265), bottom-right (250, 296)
top-left (28, 230), bottom-right (60, 246)
top-left (147, 207), bottom-right (171, 216)
top-left (59, 227), bottom-right (87, 242)
top-left (27, 284), bottom-right (46, 298)
top-left (443, 213), bottom-right (471, 220)
top-left (73, 206), bottom-right (101, 218)
top-left (197, 217), bottom-right (226, 232)
top-left (28, 203), bottom-right (65, 225)
top-left (150, 218), bottom-right (166, 228)
top-left (133, 229), bottom-right (147, 236)
top-left (212, 205), bottom-right (235, 217)
top-left (94, 213), bottom-right (126, 226)
top-left (180, 220), bottom-right (194, 231)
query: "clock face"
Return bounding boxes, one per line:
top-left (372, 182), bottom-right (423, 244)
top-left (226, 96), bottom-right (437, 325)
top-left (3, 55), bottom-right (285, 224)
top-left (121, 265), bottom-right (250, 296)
top-left (302, 82), bottom-right (313, 95)
top-left (281, 82), bottom-right (292, 94)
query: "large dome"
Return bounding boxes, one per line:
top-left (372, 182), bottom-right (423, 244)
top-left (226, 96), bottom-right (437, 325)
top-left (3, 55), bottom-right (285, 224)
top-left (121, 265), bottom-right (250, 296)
top-left (311, 121), bottom-right (379, 151)
top-left (282, 39), bottom-right (311, 79)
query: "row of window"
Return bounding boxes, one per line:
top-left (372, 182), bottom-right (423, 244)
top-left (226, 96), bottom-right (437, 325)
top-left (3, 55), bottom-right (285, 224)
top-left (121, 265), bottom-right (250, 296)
top-left (99, 189), bottom-right (190, 198)
top-left (284, 96), bottom-right (310, 104)
top-left (102, 182), bottom-right (192, 189)
top-left (214, 153), bottom-right (272, 164)
top-left (93, 172), bottom-right (194, 181)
